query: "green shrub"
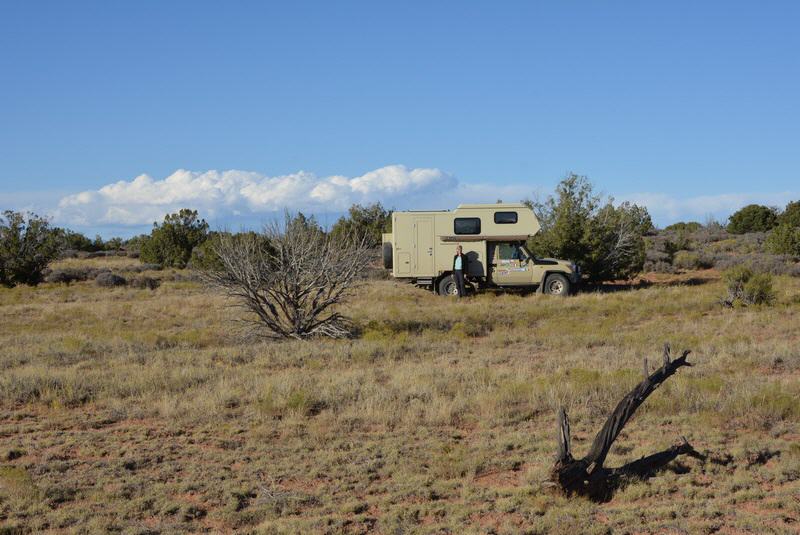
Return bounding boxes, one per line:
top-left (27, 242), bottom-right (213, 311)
top-left (721, 266), bottom-right (775, 306)
top-left (58, 229), bottom-right (96, 252)
top-left (765, 224), bottom-right (800, 256)
top-left (527, 174), bottom-right (653, 281)
top-left (140, 209), bottom-right (209, 268)
top-left (189, 232), bottom-right (226, 271)
top-left (779, 200), bottom-right (800, 228)
top-left (330, 202), bottom-right (391, 247)
top-left (0, 211), bottom-right (62, 287)
top-left (123, 234), bottom-right (149, 253)
top-left (664, 221), bottom-right (702, 233)
top-left (53, 230), bottom-right (123, 253)
top-left (748, 383), bottom-right (800, 425)
top-left (744, 273), bottom-right (776, 305)
top-left (722, 265), bottom-right (751, 294)
top-left (451, 319), bottom-right (492, 338)
top-left (191, 231), bottom-right (274, 272)
top-left (672, 250), bottom-right (714, 270)
top-left (672, 250), bottom-right (699, 270)
top-left (727, 204), bottom-right (778, 234)
top-left (0, 466), bottom-right (40, 505)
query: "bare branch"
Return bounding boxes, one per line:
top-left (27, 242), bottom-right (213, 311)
top-left (550, 344), bottom-right (698, 500)
top-left (197, 214), bottom-right (373, 340)
top-left (556, 407), bottom-right (572, 463)
top-left (584, 347), bottom-right (692, 469)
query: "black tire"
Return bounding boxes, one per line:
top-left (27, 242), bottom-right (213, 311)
top-left (543, 273), bottom-right (570, 296)
top-left (382, 242), bottom-right (393, 269)
top-left (437, 275), bottom-right (459, 297)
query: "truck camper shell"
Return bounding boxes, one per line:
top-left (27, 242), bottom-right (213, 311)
top-left (382, 203), bottom-right (579, 296)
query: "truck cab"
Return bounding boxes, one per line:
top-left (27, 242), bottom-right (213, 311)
top-left (382, 203), bottom-right (580, 296)
top-left (434, 240), bottom-right (578, 296)
top-left (487, 241), bottom-right (578, 293)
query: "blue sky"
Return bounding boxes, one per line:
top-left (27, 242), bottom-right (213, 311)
top-left (1, 1), bottom-right (798, 236)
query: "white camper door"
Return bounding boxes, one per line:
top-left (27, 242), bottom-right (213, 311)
top-left (414, 217), bottom-right (434, 275)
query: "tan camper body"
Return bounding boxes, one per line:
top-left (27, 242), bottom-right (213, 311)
top-left (381, 203), bottom-right (580, 296)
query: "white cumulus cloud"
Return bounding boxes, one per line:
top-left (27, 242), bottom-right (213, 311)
top-left (621, 190), bottom-right (799, 226)
top-left (51, 165), bottom-right (798, 230)
top-left (55, 165), bottom-right (457, 226)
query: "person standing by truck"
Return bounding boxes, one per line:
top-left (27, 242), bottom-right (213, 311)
top-left (453, 245), bottom-right (469, 298)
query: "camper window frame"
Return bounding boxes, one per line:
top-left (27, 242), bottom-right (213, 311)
top-left (494, 211), bottom-right (518, 224)
top-left (453, 217), bottom-right (481, 235)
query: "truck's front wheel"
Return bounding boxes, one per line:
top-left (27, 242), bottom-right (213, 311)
top-left (544, 273), bottom-right (570, 296)
top-left (437, 275), bottom-right (459, 297)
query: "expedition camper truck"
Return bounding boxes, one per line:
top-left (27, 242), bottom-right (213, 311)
top-left (381, 203), bottom-right (580, 296)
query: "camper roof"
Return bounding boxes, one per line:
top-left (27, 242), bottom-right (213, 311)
top-left (456, 203), bottom-right (528, 210)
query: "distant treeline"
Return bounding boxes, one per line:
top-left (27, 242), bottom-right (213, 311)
top-left (0, 205), bottom-right (391, 287)
top-left (645, 201), bottom-right (800, 277)
top-left (2, 183), bottom-right (799, 288)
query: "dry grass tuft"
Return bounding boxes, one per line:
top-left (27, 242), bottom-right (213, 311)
top-left (0, 259), bottom-right (798, 532)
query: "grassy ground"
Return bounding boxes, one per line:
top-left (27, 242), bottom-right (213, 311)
top-left (1, 258), bottom-right (798, 534)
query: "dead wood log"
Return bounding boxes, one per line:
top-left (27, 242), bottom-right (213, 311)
top-left (551, 343), bottom-right (702, 501)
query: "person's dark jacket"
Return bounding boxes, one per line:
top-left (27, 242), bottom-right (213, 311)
top-left (453, 253), bottom-right (469, 273)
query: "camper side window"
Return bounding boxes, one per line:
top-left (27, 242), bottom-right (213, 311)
top-left (454, 217), bottom-right (481, 235)
top-left (494, 211), bottom-right (518, 224)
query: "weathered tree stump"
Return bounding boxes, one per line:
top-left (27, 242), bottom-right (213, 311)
top-left (551, 344), bottom-right (704, 501)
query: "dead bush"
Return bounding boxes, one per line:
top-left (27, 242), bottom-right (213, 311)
top-left (86, 251), bottom-right (117, 259)
top-left (58, 249), bottom-right (81, 259)
top-left (713, 253), bottom-right (797, 275)
top-left (164, 271), bottom-right (202, 282)
top-left (129, 276), bottom-right (160, 290)
top-left (45, 268), bottom-right (89, 284)
top-left (44, 267), bottom-right (114, 284)
top-left (199, 214), bottom-right (372, 339)
top-left (643, 260), bottom-right (675, 274)
top-left (95, 272), bottom-right (127, 287)
top-left (130, 263), bottom-right (162, 272)
top-left (672, 250), bottom-right (714, 270)
top-left (691, 224), bottom-right (728, 245)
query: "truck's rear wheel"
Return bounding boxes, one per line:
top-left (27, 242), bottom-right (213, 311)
top-left (438, 275), bottom-right (459, 297)
top-left (544, 273), bottom-right (570, 296)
